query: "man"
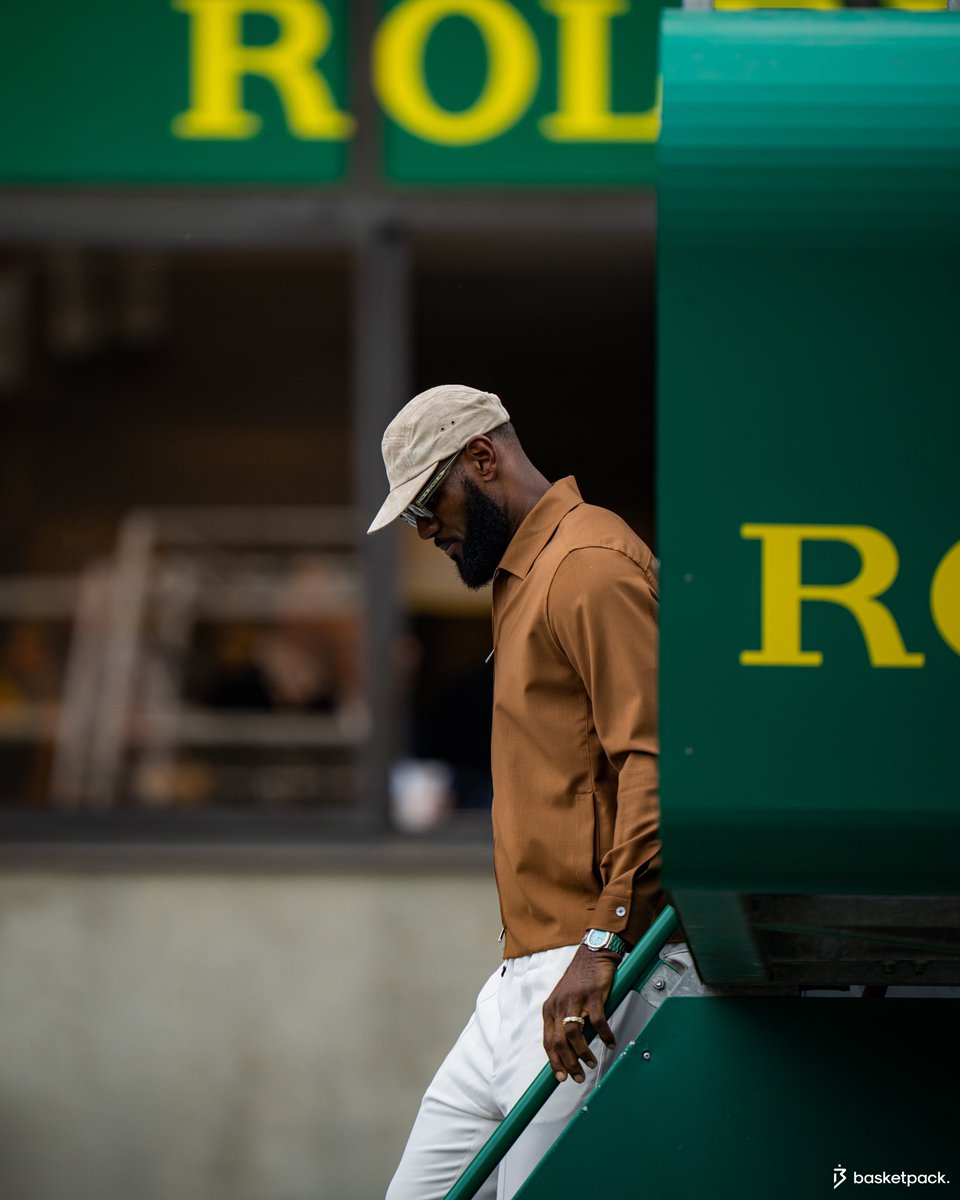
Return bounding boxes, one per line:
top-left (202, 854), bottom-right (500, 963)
top-left (369, 384), bottom-right (698, 1200)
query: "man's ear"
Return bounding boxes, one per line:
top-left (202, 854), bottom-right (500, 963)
top-left (463, 435), bottom-right (498, 482)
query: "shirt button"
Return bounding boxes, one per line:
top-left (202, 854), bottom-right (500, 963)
top-left (616, 905), bottom-right (627, 917)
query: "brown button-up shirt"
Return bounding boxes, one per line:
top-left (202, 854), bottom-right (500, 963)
top-left (491, 477), bottom-right (664, 958)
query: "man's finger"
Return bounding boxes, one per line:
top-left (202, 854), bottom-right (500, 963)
top-left (586, 999), bottom-right (616, 1050)
top-left (543, 1016), bottom-right (571, 1082)
top-left (562, 1022), bottom-right (598, 1071)
top-left (555, 1026), bottom-right (585, 1082)
top-left (545, 1017), bottom-right (585, 1083)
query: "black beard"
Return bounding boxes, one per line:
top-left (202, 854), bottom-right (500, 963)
top-left (455, 478), bottom-right (513, 589)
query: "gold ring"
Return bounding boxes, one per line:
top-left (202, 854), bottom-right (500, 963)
top-left (562, 1015), bottom-right (586, 1027)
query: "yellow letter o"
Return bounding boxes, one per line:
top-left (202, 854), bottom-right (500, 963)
top-left (931, 539), bottom-right (960, 656)
top-left (373, 0), bottom-right (539, 146)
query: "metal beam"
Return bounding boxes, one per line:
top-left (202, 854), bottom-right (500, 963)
top-left (352, 227), bottom-right (410, 832)
top-left (0, 193), bottom-right (656, 250)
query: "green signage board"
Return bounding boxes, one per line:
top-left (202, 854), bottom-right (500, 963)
top-left (0, 0), bottom-right (951, 186)
top-left (375, 0), bottom-right (672, 185)
top-left (0, 0), bottom-right (670, 186)
top-left (658, 12), bottom-right (960, 898)
top-left (0, 0), bottom-right (352, 183)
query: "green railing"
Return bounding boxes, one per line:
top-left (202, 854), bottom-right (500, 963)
top-left (444, 904), bottom-right (680, 1200)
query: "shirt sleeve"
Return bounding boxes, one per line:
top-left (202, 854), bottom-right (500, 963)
top-left (546, 545), bottom-right (665, 946)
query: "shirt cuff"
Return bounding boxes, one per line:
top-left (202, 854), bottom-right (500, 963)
top-left (592, 893), bottom-right (660, 947)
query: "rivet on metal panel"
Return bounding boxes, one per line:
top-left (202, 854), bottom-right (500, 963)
top-left (653, 977), bottom-right (666, 990)
top-left (642, 1051), bottom-right (652, 1060)
top-left (581, 1106), bottom-right (589, 1113)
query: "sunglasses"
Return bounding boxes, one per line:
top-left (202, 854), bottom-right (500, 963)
top-left (400, 450), bottom-right (462, 527)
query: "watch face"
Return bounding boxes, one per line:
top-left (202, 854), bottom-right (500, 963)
top-left (586, 930), bottom-right (609, 950)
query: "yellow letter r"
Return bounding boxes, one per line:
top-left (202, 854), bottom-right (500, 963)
top-left (172, 0), bottom-right (354, 141)
top-left (740, 524), bottom-right (924, 668)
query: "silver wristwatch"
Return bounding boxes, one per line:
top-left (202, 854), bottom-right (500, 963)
top-left (581, 929), bottom-right (631, 957)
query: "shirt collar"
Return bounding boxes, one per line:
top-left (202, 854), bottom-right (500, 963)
top-left (496, 477), bottom-right (583, 580)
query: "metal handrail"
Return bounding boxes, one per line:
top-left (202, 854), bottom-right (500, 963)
top-left (444, 904), bottom-right (680, 1200)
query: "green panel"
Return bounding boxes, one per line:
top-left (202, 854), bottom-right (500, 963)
top-left (0, 0), bottom-right (350, 183)
top-left (657, 14), bottom-right (960, 896)
top-left (376, 0), bottom-right (674, 186)
top-left (518, 998), bottom-right (960, 1198)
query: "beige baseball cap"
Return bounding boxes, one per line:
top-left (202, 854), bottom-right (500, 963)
top-left (367, 384), bottom-right (510, 534)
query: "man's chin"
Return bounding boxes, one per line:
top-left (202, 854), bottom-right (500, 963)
top-left (454, 554), bottom-right (494, 591)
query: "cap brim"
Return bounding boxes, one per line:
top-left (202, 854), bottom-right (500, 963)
top-left (366, 459), bottom-right (438, 535)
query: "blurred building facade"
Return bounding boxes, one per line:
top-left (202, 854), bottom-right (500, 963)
top-left (0, 0), bottom-right (675, 829)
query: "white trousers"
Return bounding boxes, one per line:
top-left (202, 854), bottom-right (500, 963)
top-left (386, 941), bottom-right (699, 1200)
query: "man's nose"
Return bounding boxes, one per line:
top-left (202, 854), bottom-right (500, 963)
top-left (414, 513), bottom-right (439, 540)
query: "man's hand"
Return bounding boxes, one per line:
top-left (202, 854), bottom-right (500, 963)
top-left (542, 945), bottom-right (620, 1085)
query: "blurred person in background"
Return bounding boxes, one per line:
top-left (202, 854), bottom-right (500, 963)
top-left (368, 385), bottom-right (703, 1199)
top-left (198, 558), bottom-right (358, 714)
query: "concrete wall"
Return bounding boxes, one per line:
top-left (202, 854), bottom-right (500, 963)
top-left (0, 867), bottom-right (501, 1200)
